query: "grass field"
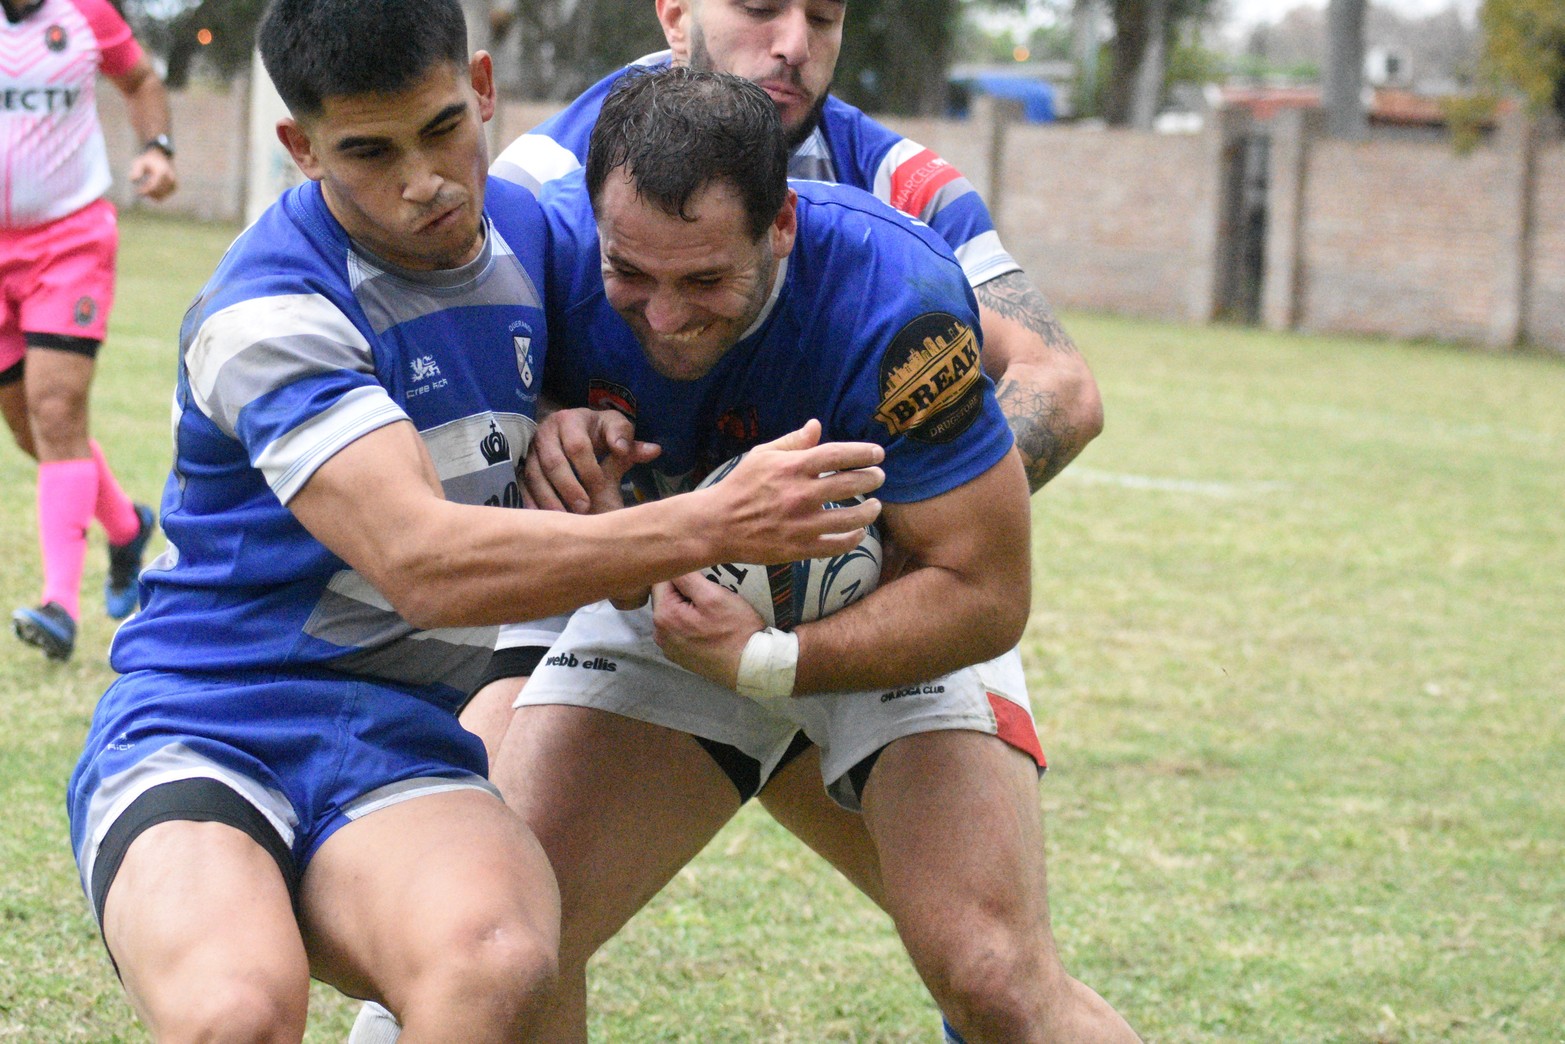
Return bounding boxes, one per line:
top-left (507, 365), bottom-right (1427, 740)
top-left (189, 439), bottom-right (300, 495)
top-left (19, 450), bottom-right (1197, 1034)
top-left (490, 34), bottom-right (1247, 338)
top-left (2, 210), bottom-right (1562, 1042)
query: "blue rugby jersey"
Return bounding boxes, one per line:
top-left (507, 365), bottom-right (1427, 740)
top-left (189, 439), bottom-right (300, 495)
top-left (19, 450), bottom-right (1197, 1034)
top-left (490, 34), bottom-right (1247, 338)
top-left (492, 51), bottom-right (1020, 291)
top-left (537, 175), bottom-right (1014, 505)
top-left (112, 178), bottom-right (549, 700)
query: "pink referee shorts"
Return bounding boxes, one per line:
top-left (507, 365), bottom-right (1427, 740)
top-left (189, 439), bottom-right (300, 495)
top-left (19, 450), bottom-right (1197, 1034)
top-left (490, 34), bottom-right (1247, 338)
top-left (0, 198), bottom-right (119, 371)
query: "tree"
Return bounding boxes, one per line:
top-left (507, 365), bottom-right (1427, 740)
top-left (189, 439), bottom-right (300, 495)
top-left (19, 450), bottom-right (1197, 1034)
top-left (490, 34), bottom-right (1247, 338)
top-left (494, 0), bottom-right (967, 112)
top-left (835, 0), bottom-right (964, 116)
top-left (1323, 0), bottom-right (1366, 138)
top-left (1096, 0), bottom-right (1215, 126)
top-left (493, 0), bottom-right (663, 101)
top-left (1481, 0), bottom-right (1565, 118)
top-left (120, 0), bottom-right (971, 117)
top-left (121, 0), bottom-right (265, 88)
top-left (1240, 5), bottom-right (1325, 82)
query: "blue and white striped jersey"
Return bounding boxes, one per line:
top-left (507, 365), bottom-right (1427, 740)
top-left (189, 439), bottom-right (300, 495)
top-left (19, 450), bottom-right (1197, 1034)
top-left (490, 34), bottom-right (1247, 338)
top-left (491, 52), bottom-right (1020, 291)
top-left (112, 178), bottom-right (550, 702)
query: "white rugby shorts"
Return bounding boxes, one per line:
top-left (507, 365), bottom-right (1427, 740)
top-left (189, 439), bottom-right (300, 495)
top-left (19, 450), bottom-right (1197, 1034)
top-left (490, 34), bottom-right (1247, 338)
top-left (513, 600), bottom-right (1045, 810)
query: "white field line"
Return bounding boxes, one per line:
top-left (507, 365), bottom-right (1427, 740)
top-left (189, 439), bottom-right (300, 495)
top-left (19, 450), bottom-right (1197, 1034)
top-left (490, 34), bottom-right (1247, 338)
top-left (1063, 467), bottom-right (1289, 498)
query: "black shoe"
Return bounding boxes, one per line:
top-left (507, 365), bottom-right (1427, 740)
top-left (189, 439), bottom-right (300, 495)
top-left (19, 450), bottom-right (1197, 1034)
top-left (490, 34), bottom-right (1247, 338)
top-left (105, 503), bottom-right (156, 620)
top-left (13, 601), bottom-right (76, 662)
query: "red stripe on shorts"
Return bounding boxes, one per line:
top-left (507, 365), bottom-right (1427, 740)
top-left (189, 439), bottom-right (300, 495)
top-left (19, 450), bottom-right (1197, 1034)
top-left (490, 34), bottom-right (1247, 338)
top-left (988, 692), bottom-right (1046, 769)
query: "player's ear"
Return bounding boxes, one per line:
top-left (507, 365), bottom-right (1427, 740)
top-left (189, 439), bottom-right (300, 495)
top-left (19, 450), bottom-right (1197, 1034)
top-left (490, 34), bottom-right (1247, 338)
top-left (769, 189), bottom-right (797, 260)
top-left (469, 51), bottom-right (497, 122)
top-left (276, 118), bottom-right (323, 181)
top-left (656, 0), bottom-right (692, 59)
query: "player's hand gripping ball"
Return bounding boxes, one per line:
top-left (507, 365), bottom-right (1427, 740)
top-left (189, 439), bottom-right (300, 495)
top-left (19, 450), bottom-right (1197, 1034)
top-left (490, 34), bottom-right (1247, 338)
top-left (695, 453), bottom-right (882, 630)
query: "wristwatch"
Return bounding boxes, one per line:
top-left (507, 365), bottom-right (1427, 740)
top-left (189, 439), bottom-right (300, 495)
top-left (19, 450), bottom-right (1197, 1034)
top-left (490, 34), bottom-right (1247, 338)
top-left (143, 134), bottom-right (175, 159)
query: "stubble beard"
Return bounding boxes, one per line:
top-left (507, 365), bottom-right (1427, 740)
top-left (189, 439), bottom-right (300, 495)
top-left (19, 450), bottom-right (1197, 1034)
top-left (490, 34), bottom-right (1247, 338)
top-left (686, 28), bottom-right (830, 151)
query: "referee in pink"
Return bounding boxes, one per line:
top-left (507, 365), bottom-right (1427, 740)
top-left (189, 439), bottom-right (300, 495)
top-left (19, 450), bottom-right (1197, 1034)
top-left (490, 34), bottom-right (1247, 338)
top-left (2, 0), bottom-right (175, 661)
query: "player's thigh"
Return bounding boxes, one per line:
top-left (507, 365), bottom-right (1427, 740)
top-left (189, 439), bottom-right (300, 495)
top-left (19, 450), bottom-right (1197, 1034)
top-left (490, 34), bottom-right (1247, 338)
top-left (860, 730), bottom-right (1055, 953)
top-left (0, 367), bottom-right (32, 453)
top-left (758, 741), bottom-right (887, 905)
top-left (20, 343), bottom-right (95, 401)
top-left (18, 344), bottom-right (95, 456)
top-left (459, 674), bottom-right (528, 764)
top-left (495, 703), bottom-right (741, 960)
top-left (298, 786), bottom-right (559, 1005)
top-left (103, 818), bottom-right (310, 1039)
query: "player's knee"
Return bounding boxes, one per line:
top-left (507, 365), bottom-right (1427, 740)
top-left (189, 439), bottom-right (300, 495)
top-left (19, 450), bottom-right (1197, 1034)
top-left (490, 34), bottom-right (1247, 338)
top-left (414, 922), bottom-right (559, 1028)
top-left (24, 385), bottom-right (88, 449)
top-left (155, 973), bottom-right (307, 1043)
top-left (915, 923), bottom-right (1053, 1043)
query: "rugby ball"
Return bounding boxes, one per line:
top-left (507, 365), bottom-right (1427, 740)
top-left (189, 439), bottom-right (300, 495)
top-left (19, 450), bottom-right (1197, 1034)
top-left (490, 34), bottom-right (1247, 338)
top-left (694, 453), bottom-right (882, 631)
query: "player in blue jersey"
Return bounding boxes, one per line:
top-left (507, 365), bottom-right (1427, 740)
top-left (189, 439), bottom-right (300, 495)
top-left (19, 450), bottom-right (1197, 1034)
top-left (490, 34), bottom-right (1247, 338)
top-left (65, 5), bottom-right (887, 1041)
top-left (496, 68), bottom-right (1137, 1043)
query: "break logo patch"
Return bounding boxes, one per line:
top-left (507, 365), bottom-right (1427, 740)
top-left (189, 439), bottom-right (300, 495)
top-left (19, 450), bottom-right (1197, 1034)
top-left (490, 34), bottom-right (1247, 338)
top-left (874, 312), bottom-right (983, 443)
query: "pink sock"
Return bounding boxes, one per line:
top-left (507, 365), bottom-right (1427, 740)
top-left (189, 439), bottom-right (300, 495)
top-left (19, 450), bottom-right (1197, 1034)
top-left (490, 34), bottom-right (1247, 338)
top-left (37, 458), bottom-right (98, 620)
top-left (90, 439), bottom-right (141, 545)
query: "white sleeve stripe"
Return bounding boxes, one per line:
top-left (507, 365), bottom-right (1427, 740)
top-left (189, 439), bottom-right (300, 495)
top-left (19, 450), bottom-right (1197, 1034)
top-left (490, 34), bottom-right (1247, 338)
top-left (491, 134), bottom-right (583, 189)
top-left (955, 231), bottom-right (1022, 288)
top-left (187, 294), bottom-right (371, 417)
top-left (258, 386), bottom-right (409, 504)
top-left (871, 138), bottom-right (929, 201)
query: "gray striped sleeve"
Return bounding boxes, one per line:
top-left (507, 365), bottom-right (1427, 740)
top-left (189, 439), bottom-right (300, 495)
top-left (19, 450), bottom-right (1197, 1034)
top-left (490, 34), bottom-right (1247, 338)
top-left (184, 293), bottom-right (376, 438)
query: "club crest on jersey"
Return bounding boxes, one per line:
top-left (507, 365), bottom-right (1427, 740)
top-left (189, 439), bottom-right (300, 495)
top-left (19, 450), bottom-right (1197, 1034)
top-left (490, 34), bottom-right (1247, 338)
top-left (411, 355), bottom-right (441, 382)
top-left (45, 24), bottom-right (68, 52)
top-left (509, 320), bottom-right (535, 391)
top-left (875, 312), bottom-right (983, 444)
top-left (587, 379), bottom-right (636, 420)
top-left (480, 420), bottom-right (511, 466)
top-left (73, 296), bottom-right (96, 327)
top-left (515, 336), bottom-right (534, 388)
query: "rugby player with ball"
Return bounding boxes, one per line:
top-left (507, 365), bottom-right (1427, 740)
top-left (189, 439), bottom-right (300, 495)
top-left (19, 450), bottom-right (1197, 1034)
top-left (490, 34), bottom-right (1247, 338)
top-left (464, 68), bottom-right (1138, 1044)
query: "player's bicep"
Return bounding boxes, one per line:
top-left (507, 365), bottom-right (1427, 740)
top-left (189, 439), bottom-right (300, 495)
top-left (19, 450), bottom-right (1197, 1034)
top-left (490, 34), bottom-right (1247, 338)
top-left (287, 420), bottom-right (446, 578)
top-left (879, 447), bottom-right (1030, 592)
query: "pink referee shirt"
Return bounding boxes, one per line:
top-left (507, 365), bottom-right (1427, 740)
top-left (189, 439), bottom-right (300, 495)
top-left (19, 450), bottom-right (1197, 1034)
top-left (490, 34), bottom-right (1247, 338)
top-left (0, 0), bottom-right (142, 229)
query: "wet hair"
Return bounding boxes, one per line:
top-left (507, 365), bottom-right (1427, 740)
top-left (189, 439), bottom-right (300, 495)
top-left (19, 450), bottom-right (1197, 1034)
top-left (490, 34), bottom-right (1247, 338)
top-left (585, 67), bottom-right (789, 240)
top-left (258, 0), bottom-right (468, 118)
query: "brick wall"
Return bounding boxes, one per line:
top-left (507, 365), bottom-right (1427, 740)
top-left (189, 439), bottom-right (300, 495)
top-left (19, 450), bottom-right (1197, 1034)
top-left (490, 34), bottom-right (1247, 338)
top-left (1296, 137), bottom-right (1509, 343)
top-left (95, 83), bottom-right (1565, 355)
top-left (1527, 141), bottom-right (1565, 350)
top-left (98, 84), bottom-right (247, 224)
top-left (493, 100), bottom-right (564, 155)
top-left (993, 123), bottom-right (1220, 322)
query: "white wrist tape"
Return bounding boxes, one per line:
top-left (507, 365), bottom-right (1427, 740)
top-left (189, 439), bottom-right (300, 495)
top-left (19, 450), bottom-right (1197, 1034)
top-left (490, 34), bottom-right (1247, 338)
top-left (735, 627), bottom-right (799, 703)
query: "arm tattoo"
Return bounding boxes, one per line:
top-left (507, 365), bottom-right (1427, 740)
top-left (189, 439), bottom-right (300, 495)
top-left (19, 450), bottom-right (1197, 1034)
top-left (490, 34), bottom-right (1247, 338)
top-left (977, 271), bottom-right (1085, 490)
top-left (975, 270), bottom-right (1078, 356)
top-left (995, 379), bottom-right (1075, 491)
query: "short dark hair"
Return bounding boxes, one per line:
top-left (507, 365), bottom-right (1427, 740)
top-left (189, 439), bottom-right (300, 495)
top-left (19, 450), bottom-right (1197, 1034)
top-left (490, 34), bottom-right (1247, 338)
top-left (258, 0), bottom-right (468, 118)
top-left (585, 67), bottom-right (789, 241)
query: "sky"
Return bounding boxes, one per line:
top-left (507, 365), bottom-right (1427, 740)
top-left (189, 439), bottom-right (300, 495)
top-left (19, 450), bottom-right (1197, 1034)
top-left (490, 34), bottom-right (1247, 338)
top-left (1225, 0), bottom-right (1483, 31)
top-left (975, 0), bottom-right (1485, 43)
